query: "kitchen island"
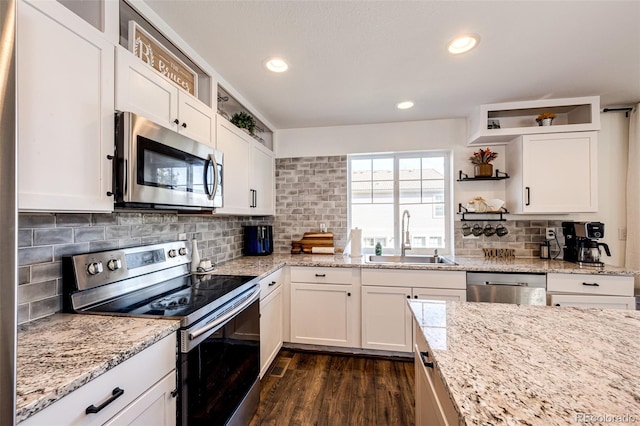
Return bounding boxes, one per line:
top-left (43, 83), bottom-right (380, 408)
top-left (409, 300), bottom-right (640, 425)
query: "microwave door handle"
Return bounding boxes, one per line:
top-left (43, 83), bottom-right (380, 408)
top-left (204, 154), bottom-right (217, 201)
top-left (123, 159), bottom-right (128, 196)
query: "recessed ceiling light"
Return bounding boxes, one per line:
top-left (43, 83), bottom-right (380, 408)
top-left (264, 57), bottom-right (288, 73)
top-left (396, 101), bottom-right (414, 110)
top-left (447, 34), bottom-right (480, 55)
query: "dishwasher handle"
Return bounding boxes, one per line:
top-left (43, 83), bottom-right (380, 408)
top-left (483, 281), bottom-right (529, 287)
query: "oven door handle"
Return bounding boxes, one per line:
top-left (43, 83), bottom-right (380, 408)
top-left (188, 286), bottom-right (260, 341)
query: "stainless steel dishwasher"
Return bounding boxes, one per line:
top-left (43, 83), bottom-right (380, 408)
top-left (466, 272), bottom-right (547, 305)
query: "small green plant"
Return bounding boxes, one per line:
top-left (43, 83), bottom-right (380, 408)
top-left (231, 111), bottom-right (256, 135)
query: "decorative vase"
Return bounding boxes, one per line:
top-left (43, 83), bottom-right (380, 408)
top-left (474, 163), bottom-right (493, 177)
top-left (539, 118), bottom-right (553, 126)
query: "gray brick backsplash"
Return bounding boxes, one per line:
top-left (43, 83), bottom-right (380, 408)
top-left (18, 246), bottom-right (53, 266)
top-left (34, 228), bottom-right (74, 245)
top-left (17, 211), bottom-right (272, 323)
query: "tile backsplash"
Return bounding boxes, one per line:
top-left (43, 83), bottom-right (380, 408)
top-left (17, 212), bottom-right (272, 324)
top-left (273, 156), bottom-right (349, 253)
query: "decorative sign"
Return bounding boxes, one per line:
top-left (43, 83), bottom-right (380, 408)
top-left (128, 21), bottom-right (198, 96)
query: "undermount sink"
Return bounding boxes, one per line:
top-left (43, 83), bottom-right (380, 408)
top-left (366, 255), bottom-right (457, 265)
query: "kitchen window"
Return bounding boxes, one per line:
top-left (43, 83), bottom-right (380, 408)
top-left (348, 151), bottom-right (452, 255)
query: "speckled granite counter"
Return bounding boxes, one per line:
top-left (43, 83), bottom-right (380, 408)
top-left (213, 253), bottom-right (638, 277)
top-left (409, 300), bottom-right (640, 425)
top-left (16, 314), bottom-right (180, 423)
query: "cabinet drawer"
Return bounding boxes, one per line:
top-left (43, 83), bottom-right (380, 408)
top-left (260, 267), bottom-right (284, 300)
top-left (362, 269), bottom-right (465, 290)
top-left (20, 333), bottom-right (176, 426)
top-left (549, 294), bottom-right (636, 310)
top-left (547, 273), bottom-right (634, 296)
top-left (290, 267), bottom-right (357, 285)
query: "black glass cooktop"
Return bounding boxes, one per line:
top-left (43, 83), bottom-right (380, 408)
top-left (82, 274), bottom-right (258, 324)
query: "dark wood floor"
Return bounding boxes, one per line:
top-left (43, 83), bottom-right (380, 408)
top-left (249, 349), bottom-right (415, 426)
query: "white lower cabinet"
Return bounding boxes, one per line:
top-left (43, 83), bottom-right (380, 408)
top-left (20, 333), bottom-right (177, 426)
top-left (260, 268), bottom-right (284, 378)
top-left (289, 267), bottom-right (360, 348)
top-left (414, 320), bottom-right (458, 426)
top-left (547, 273), bottom-right (635, 310)
top-left (361, 269), bottom-right (466, 353)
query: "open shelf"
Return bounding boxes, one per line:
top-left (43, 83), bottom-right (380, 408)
top-left (467, 96), bottom-right (600, 145)
top-left (217, 85), bottom-right (273, 150)
top-left (458, 204), bottom-right (509, 221)
top-left (457, 170), bottom-right (509, 181)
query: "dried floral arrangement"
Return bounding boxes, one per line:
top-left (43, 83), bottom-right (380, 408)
top-left (536, 112), bottom-right (556, 122)
top-left (469, 148), bottom-right (498, 165)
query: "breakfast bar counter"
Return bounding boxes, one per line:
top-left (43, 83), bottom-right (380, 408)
top-left (409, 300), bottom-right (640, 425)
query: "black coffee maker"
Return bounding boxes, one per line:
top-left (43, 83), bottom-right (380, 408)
top-left (562, 221), bottom-right (611, 267)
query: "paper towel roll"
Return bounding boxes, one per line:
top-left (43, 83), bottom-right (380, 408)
top-left (349, 228), bottom-right (362, 258)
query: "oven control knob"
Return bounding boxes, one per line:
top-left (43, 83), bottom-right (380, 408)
top-left (87, 261), bottom-right (103, 276)
top-left (178, 247), bottom-right (187, 256)
top-left (107, 258), bottom-right (122, 271)
top-left (168, 249), bottom-right (177, 258)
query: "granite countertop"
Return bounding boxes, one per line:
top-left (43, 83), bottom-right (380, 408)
top-left (212, 253), bottom-right (638, 277)
top-left (16, 314), bottom-right (180, 423)
top-left (409, 300), bottom-right (640, 425)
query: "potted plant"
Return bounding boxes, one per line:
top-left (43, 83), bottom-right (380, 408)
top-left (469, 147), bottom-right (498, 177)
top-left (230, 111), bottom-right (256, 135)
top-left (536, 112), bottom-right (556, 126)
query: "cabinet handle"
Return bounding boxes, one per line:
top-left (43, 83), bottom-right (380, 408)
top-left (171, 389), bottom-right (179, 398)
top-left (582, 282), bottom-right (600, 287)
top-left (347, 292), bottom-right (351, 296)
top-left (173, 118), bottom-right (179, 125)
top-left (555, 303), bottom-right (561, 306)
top-left (414, 295), bottom-right (418, 299)
top-left (525, 187), bottom-right (531, 206)
top-left (315, 273), bottom-right (326, 277)
top-left (419, 351), bottom-right (433, 368)
top-left (182, 122), bottom-right (187, 128)
top-left (86, 387), bottom-right (124, 414)
top-left (407, 295), bottom-right (411, 299)
top-left (268, 281), bottom-right (276, 286)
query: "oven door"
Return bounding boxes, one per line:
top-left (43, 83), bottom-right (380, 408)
top-left (179, 288), bottom-right (260, 426)
top-left (116, 111), bottom-right (222, 209)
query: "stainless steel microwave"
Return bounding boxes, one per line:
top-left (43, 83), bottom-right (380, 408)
top-left (114, 111), bottom-right (223, 210)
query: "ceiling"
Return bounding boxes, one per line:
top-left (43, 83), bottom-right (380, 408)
top-left (143, 1), bottom-right (640, 130)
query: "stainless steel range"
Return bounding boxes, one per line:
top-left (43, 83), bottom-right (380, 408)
top-left (63, 241), bottom-right (260, 426)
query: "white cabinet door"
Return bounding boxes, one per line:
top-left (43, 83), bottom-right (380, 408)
top-left (115, 46), bottom-right (214, 146)
top-left (103, 371), bottom-right (177, 426)
top-left (361, 286), bottom-right (412, 352)
top-left (216, 118), bottom-right (252, 214)
top-left (216, 115), bottom-right (275, 215)
top-left (290, 282), bottom-right (358, 347)
top-left (549, 294), bottom-right (635, 310)
top-left (260, 284), bottom-right (283, 378)
top-left (414, 346), bottom-right (448, 426)
top-left (507, 132), bottom-right (598, 213)
top-left (18, 0), bottom-right (114, 213)
top-left (251, 142), bottom-right (275, 215)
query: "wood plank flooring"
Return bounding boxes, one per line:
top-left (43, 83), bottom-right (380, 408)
top-left (249, 349), bottom-right (415, 426)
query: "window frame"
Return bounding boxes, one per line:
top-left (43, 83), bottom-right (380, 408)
top-left (347, 150), bottom-right (453, 256)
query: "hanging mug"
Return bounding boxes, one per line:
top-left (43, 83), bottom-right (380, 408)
top-left (496, 224), bottom-right (509, 237)
top-left (471, 224), bottom-right (484, 237)
top-left (483, 224), bottom-right (496, 237)
top-left (462, 224), bottom-right (472, 236)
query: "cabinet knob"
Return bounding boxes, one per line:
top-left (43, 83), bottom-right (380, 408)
top-left (347, 292), bottom-right (351, 296)
top-left (173, 118), bottom-right (180, 125)
top-left (555, 303), bottom-right (561, 306)
top-left (406, 295), bottom-right (410, 299)
top-left (414, 295), bottom-right (418, 299)
top-left (182, 122), bottom-right (187, 128)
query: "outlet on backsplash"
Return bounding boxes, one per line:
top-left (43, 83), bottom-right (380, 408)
top-left (546, 228), bottom-right (555, 240)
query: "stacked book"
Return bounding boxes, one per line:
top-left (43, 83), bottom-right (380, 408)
top-left (291, 232), bottom-right (338, 254)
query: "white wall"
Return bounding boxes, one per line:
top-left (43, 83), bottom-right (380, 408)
top-left (275, 113), bottom-right (630, 267)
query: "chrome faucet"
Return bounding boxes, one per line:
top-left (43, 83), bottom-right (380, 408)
top-left (401, 210), bottom-right (411, 256)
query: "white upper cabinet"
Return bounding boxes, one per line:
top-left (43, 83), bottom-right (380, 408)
top-left (506, 132), bottom-right (598, 213)
top-left (115, 46), bottom-right (215, 147)
top-left (18, 0), bottom-right (115, 213)
top-left (215, 115), bottom-right (275, 215)
top-left (467, 96), bottom-right (600, 145)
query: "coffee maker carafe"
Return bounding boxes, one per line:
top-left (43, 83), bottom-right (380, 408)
top-left (562, 221), bottom-right (611, 268)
